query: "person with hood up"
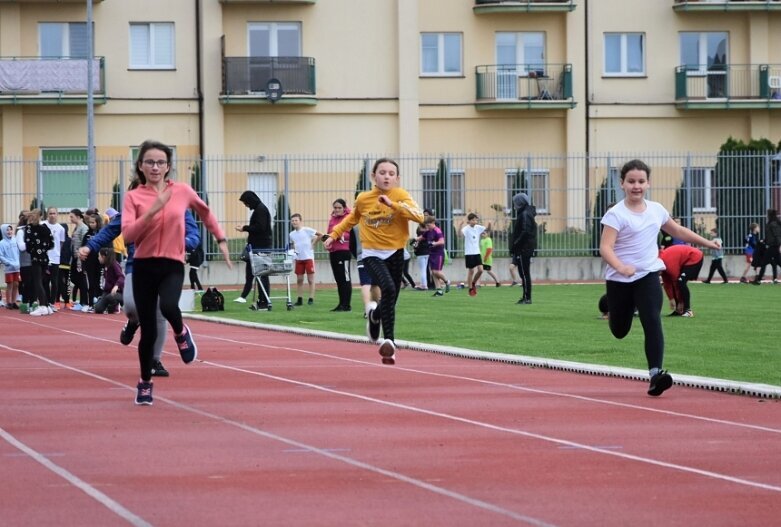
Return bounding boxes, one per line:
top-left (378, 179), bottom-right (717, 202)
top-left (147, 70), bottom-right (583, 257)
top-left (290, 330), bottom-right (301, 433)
top-left (235, 190), bottom-right (273, 307)
top-left (511, 192), bottom-right (537, 305)
top-left (0, 223), bottom-right (21, 309)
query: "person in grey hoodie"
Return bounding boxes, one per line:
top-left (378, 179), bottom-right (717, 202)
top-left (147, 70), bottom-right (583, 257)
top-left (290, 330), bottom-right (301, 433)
top-left (511, 193), bottom-right (537, 305)
top-left (0, 223), bottom-right (21, 308)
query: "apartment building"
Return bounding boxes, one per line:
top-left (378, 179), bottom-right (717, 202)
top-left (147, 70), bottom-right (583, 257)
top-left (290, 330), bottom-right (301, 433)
top-left (0, 0), bottom-right (779, 232)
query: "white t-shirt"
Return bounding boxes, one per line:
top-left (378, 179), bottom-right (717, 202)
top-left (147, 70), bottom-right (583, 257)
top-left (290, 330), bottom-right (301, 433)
top-left (45, 221), bottom-right (66, 265)
top-left (461, 224), bottom-right (486, 256)
top-left (289, 227), bottom-right (317, 261)
top-left (600, 199), bottom-right (670, 283)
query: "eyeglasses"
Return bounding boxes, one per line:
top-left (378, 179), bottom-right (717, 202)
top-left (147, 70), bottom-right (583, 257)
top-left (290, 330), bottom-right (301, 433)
top-left (142, 159), bottom-right (169, 168)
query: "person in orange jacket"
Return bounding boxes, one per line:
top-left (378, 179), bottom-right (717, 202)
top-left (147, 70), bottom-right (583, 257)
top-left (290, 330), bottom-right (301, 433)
top-left (659, 244), bottom-right (703, 317)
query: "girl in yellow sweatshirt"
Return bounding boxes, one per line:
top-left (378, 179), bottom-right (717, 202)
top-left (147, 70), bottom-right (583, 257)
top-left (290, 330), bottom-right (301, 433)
top-left (325, 158), bottom-right (423, 365)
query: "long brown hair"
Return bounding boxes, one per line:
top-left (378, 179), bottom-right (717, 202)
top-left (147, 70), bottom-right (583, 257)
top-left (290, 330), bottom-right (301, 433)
top-left (98, 247), bottom-right (116, 268)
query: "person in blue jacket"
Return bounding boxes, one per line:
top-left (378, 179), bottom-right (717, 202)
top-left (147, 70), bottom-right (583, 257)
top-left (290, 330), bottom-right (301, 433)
top-left (79, 181), bottom-right (201, 377)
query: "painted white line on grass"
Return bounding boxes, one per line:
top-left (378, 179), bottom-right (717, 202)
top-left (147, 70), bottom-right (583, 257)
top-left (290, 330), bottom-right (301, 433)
top-left (0, 426), bottom-right (152, 527)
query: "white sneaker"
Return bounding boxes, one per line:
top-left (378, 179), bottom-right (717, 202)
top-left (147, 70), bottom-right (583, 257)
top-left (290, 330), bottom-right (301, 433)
top-left (233, 297), bottom-right (247, 303)
top-left (30, 306), bottom-right (49, 317)
top-left (81, 304), bottom-right (92, 312)
top-left (70, 303), bottom-right (83, 311)
top-left (46, 306), bottom-right (54, 314)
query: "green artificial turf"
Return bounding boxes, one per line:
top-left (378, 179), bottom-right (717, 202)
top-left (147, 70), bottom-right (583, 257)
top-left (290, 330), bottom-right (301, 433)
top-left (198, 281), bottom-right (780, 387)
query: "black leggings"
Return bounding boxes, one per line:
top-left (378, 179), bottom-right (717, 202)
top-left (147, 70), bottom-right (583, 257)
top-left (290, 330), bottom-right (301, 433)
top-left (132, 258), bottom-right (185, 382)
top-left (329, 250), bottom-right (353, 308)
top-left (757, 245), bottom-right (780, 281)
top-left (70, 257), bottom-right (88, 305)
top-left (705, 259), bottom-right (727, 282)
top-left (240, 259), bottom-right (270, 302)
top-left (515, 252), bottom-right (533, 300)
top-left (29, 263), bottom-right (49, 306)
top-left (677, 261), bottom-right (703, 311)
top-left (362, 250), bottom-right (404, 342)
top-left (189, 266), bottom-right (202, 290)
top-left (605, 272), bottom-right (664, 371)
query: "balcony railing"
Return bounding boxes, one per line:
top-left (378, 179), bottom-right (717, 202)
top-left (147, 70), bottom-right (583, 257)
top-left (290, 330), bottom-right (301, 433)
top-left (673, 0), bottom-right (781, 11)
top-left (222, 56), bottom-right (316, 102)
top-left (0, 57), bottom-right (105, 104)
top-left (219, 0), bottom-right (315, 3)
top-left (675, 64), bottom-right (781, 109)
top-left (475, 64), bottom-right (575, 109)
top-left (474, 0), bottom-right (576, 12)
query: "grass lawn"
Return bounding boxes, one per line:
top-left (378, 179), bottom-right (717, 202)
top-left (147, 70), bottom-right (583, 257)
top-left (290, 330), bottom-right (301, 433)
top-left (197, 281), bottom-right (780, 387)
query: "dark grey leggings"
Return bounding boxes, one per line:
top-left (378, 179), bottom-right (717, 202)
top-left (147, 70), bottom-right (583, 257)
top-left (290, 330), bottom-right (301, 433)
top-left (132, 258), bottom-right (185, 382)
top-left (362, 250), bottom-right (404, 342)
top-left (605, 272), bottom-right (664, 370)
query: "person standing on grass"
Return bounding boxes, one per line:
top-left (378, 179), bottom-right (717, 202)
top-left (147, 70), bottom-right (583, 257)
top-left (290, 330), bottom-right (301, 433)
top-left (234, 190), bottom-right (273, 307)
top-left (740, 223), bottom-right (759, 283)
top-left (458, 213), bottom-right (488, 297)
top-left (480, 229), bottom-right (502, 287)
top-left (412, 223), bottom-right (429, 290)
top-left (325, 198), bottom-right (353, 312)
top-left (289, 213), bottom-right (322, 306)
top-left (423, 215), bottom-right (450, 296)
top-left (122, 139), bottom-right (232, 406)
top-left (600, 159), bottom-right (719, 397)
top-left (659, 244), bottom-right (703, 317)
top-left (511, 192), bottom-right (537, 305)
top-left (325, 157), bottom-right (424, 365)
top-left (752, 208), bottom-right (781, 285)
top-left (702, 227), bottom-right (727, 284)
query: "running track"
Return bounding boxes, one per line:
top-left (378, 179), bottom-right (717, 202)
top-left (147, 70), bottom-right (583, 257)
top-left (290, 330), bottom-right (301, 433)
top-left (1, 309), bottom-right (779, 526)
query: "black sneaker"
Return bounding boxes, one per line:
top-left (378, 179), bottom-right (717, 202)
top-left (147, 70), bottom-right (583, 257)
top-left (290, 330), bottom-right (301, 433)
top-left (366, 301), bottom-right (381, 342)
top-left (174, 324), bottom-right (198, 364)
top-left (135, 381), bottom-right (153, 406)
top-left (667, 311), bottom-right (681, 317)
top-left (379, 339), bottom-right (396, 365)
top-left (151, 360), bottom-right (170, 377)
top-left (119, 320), bottom-right (139, 346)
top-left (647, 370), bottom-right (673, 397)
top-left (295, 297), bottom-right (303, 306)
top-left (307, 298), bottom-right (314, 305)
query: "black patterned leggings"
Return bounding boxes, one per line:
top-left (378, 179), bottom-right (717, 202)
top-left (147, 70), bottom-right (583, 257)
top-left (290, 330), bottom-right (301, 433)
top-left (362, 250), bottom-right (404, 342)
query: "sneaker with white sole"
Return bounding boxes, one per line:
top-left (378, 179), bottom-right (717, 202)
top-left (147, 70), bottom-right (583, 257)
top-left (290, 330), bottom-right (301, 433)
top-left (174, 324), bottom-right (198, 364)
top-left (70, 303), bottom-right (83, 311)
top-left (135, 381), bottom-right (153, 405)
top-left (233, 297), bottom-right (247, 304)
top-left (151, 360), bottom-right (170, 377)
top-left (365, 301), bottom-right (381, 342)
top-left (378, 339), bottom-right (396, 365)
top-left (29, 306), bottom-right (49, 317)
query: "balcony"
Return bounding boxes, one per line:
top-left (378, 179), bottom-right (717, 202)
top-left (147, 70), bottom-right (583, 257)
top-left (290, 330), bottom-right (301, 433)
top-left (221, 56), bottom-right (316, 105)
top-left (675, 64), bottom-right (781, 109)
top-left (219, 0), bottom-right (315, 3)
top-left (0, 57), bottom-right (105, 105)
top-left (474, 1), bottom-right (576, 13)
top-left (475, 64), bottom-right (575, 110)
top-left (673, 0), bottom-right (781, 11)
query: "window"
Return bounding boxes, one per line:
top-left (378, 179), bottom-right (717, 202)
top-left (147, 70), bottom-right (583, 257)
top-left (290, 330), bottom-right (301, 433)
top-left (687, 167), bottom-right (716, 212)
top-left (496, 32), bottom-right (545, 75)
top-left (248, 22), bottom-right (301, 57)
top-left (420, 33), bottom-right (462, 76)
top-left (680, 32), bottom-right (728, 98)
top-left (39, 22), bottom-right (89, 58)
top-left (505, 169), bottom-right (549, 214)
top-left (41, 148), bottom-right (88, 209)
top-left (604, 33), bottom-right (645, 76)
top-left (130, 23), bottom-right (175, 69)
top-left (421, 168), bottom-right (464, 215)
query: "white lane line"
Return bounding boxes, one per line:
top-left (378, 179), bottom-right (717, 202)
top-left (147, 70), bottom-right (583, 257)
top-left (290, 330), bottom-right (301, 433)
top-left (0, 426), bottom-right (152, 527)
top-left (0, 343), bottom-right (557, 527)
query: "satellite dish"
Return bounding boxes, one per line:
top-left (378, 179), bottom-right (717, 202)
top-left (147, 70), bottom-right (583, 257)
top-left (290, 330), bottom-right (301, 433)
top-left (266, 78), bottom-right (283, 103)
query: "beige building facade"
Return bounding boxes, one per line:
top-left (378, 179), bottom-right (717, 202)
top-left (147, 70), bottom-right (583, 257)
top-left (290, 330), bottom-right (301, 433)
top-left (0, 0), bottom-right (779, 232)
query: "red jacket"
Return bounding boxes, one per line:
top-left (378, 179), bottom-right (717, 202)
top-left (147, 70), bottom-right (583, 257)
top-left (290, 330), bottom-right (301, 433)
top-left (659, 245), bottom-right (703, 300)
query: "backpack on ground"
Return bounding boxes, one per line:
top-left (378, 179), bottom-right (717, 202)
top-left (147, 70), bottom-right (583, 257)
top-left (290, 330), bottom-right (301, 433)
top-left (201, 288), bottom-right (220, 312)
top-left (213, 287), bottom-right (225, 311)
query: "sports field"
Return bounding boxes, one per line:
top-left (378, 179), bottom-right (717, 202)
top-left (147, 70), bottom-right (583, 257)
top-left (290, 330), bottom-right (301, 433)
top-left (203, 281), bottom-right (780, 388)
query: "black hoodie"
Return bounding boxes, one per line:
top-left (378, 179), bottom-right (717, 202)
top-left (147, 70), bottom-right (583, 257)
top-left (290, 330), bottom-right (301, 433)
top-left (239, 191), bottom-right (273, 249)
top-left (511, 193), bottom-right (537, 256)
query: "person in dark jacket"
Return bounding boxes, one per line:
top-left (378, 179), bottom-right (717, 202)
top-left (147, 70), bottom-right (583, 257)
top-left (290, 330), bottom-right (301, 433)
top-left (23, 209), bottom-right (54, 316)
top-left (753, 208), bottom-right (781, 284)
top-left (235, 190), bottom-right (273, 307)
top-left (511, 192), bottom-right (537, 304)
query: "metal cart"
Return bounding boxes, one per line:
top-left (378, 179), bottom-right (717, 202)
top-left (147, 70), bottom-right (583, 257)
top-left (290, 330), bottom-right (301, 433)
top-left (249, 249), bottom-right (295, 311)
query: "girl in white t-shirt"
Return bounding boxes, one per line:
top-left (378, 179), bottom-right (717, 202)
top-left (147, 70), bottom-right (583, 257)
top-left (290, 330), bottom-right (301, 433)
top-left (600, 159), bottom-right (719, 397)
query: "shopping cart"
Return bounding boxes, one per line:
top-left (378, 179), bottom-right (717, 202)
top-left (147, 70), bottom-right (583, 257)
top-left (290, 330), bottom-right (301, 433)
top-left (249, 248), bottom-right (295, 311)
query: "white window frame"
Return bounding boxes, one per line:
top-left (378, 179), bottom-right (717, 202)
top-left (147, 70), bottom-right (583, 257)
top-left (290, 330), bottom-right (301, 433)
top-left (420, 32), bottom-right (463, 77)
top-left (688, 167), bottom-right (716, 213)
top-left (39, 22), bottom-right (89, 58)
top-left (603, 32), bottom-right (645, 77)
top-left (421, 168), bottom-right (464, 215)
top-left (248, 22), bottom-right (302, 57)
top-left (679, 31), bottom-right (728, 76)
top-left (496, 32), bottom-right (546, 76)
top-left (505, 169), bottom-right (549, 215)
top-left (129, 22), bottom-right (175, 69)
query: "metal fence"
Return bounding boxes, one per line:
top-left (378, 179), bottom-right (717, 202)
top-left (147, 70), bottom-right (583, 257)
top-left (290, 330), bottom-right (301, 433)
top-left (1, 151), bottom-right (779, 259)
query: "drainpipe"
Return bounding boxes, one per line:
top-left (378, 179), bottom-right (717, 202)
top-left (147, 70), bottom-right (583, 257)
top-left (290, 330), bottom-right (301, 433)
top-left (195, 0), bottom-right (204, 159)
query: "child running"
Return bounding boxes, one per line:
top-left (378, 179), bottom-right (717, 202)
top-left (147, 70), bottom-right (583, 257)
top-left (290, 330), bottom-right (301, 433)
top-left (600, 159), bottom-right (719, 397)
top-left (324, 157), bottom-right (423, 364)
top-left (122, 139), bottom-right (231, 406)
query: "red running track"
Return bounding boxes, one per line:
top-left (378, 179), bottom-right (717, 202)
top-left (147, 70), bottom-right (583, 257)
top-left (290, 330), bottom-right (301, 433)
top-left (1, 308), bottom-right (779, 526)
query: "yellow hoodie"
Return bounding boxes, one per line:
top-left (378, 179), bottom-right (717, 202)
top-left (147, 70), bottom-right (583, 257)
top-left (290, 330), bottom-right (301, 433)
top-left (329, 187), bottom-right (423, 251)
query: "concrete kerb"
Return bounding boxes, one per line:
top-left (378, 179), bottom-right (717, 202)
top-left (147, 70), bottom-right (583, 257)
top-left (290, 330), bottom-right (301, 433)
top-left (185, 313), bottom-right (781, 400)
